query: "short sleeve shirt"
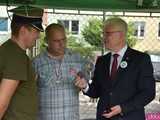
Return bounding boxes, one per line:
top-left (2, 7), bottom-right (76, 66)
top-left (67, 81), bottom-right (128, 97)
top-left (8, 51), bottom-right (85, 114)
top-left (0, 40), bottom-right (38, 120)
top-left (32, 49), bottom-right (90, 120)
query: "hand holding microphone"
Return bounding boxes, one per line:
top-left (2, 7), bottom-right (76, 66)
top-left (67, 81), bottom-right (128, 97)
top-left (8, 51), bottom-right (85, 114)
top-left (77, 71), bottom-right (85, 79)
top-left (74, 71), bottom-right (87, 89)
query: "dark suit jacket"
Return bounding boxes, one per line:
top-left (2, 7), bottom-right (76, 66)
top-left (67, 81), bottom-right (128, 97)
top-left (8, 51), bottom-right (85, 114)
top-left (86, 47), bottom-right (155, 120)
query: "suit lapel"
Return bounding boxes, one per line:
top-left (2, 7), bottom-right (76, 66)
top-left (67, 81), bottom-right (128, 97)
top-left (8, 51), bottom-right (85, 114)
top-left (100, 53), bottom-right (111, 89)
top-left (103, 53), bottom-right (111, 80)
top-left (105, 53), bottom-right (111, 79)
top-left (112, 47), bottom-right (133, 87)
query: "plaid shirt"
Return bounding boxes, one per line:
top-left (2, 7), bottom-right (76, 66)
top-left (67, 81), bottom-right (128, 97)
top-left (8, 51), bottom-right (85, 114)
top-left (32, 49), bottom-right (88, 120)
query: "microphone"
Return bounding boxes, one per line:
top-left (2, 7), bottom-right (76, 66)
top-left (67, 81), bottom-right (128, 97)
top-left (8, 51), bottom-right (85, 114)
top-left (77, 71), bottom-right (85, 79)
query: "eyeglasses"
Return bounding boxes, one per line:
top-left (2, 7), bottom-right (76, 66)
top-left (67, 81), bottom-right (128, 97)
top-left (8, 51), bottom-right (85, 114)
top-left (104, 31), bottom-right (122, 36)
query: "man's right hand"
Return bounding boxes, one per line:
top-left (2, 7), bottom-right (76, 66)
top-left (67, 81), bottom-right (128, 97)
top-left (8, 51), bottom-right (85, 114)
top-left (74, 75), bottom-right (87, 90)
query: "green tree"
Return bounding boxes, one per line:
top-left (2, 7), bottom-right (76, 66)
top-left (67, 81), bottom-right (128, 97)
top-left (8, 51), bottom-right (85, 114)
top-left (82, 18), bottom-right (103, 50)
top-left (39, 32), bottom-right (48, 52)
top-left (127, 22), bottom-right (137, 47)
top-left (67, 35), bottom-right (94, 59)
top-left (82, 18), bottom-right (137, 48)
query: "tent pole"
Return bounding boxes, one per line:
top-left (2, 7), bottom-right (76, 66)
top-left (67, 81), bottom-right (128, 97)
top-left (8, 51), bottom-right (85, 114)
top-left (101, 10), bottom-right (105, 55)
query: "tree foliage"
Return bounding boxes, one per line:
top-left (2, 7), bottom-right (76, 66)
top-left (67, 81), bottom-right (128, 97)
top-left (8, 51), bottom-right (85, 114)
top-left (67, 35), bottom-right (94, 59)
top-left (81, 18), bottom-right (103, 49)
top-left (39, 32), bottom-right (47, 52)
top-left (126, 22), bottom-right (137, 47)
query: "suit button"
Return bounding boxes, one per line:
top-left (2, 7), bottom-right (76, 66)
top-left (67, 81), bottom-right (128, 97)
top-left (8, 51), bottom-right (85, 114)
top-left (109, 92), bottom-right (112, 96)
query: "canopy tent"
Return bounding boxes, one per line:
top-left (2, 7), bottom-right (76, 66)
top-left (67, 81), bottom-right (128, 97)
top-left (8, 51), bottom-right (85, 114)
top-left (0, 0), bottom-right (160, 12)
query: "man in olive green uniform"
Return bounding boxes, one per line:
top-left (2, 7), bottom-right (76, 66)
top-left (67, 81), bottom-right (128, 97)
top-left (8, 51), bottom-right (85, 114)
top-left (0, 6), bottom-right (43, 120)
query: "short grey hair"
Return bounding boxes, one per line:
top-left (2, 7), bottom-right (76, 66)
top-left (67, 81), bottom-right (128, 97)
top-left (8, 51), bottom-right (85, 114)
top-left (104, 18), bottom-right (128, 33)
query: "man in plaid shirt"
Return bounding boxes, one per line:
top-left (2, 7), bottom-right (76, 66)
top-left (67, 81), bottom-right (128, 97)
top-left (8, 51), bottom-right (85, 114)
top-left (33, 23), bottom-right (89, 120)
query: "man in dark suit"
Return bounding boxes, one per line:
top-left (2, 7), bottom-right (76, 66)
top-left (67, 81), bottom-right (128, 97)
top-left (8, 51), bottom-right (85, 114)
top-left (75, 18), bottom-right (155, 120)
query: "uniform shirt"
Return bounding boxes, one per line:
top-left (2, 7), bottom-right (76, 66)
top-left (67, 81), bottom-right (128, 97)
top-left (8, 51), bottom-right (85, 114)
top-left (0, 40), bottom-right (38, 120)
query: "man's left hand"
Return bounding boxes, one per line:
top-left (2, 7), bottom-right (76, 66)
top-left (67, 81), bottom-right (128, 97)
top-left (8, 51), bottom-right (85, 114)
top-left (102, 105), bottom-right (122, 118)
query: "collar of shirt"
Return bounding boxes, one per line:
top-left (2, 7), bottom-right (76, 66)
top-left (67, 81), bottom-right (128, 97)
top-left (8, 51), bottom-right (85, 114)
top-left (110, 45), bottom-right (128, 72)
top-left (111, 44), bottom-right (128, 58)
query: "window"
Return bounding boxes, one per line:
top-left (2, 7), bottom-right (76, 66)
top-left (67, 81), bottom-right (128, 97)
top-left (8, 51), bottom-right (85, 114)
top-left (133, 21), bottom-right (145, 38)
top-left (150, 54), bottom-right (160, 81)
top-left (71, 20), bottom-right (79, 34)
top-left (0, 18), bottom-right (8, 32)
top-left (58, 20), bottom-right (79, 35)
top-left (58, 20), bottom-right (69, 31)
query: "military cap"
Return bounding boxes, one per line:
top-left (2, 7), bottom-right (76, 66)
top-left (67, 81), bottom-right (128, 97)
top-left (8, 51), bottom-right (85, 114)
top-left (9, 6), bottom-right (44, 32)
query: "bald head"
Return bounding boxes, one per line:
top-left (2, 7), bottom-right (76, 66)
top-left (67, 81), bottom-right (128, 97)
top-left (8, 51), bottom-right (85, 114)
top-left (45, 23), bottom-right (65, 40)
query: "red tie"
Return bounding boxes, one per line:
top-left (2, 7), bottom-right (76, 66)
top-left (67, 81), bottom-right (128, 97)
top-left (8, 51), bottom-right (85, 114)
top-left (110, 54), bottom-right (119, 79)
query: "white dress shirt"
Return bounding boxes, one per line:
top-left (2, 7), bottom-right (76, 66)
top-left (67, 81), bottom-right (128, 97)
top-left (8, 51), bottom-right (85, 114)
top-left (83, 45), bottom-right (128, 92)
top-left (110, 45), bottom-right (128, 74)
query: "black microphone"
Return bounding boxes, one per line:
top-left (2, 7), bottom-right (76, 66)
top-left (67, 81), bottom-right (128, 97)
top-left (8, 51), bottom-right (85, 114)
top-left (77, 71), bottom-right (85, 79)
